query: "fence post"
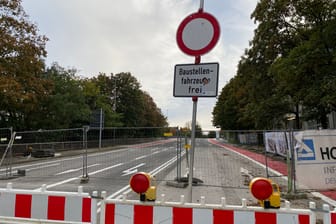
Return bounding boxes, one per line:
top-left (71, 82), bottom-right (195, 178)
top-left (176, 127), bottom-right (182, 181)
top-left (81, 126), bottom-right (90, 183)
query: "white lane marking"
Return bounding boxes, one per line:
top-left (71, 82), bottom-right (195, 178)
top-left (24, 163), bottom-right (61, 172)
top-left (34, 163), bottom-right (124, 190)
top-left (0, 161), bottom-right (62, 172)
top-left (114, 151), bottom-right (186, 200)
top-left (105, 153), bottom-right (185, 200)
top-left (121, 163), bottom-right (146, 176)
top-left (35, 177), bottom-right (79, 190)
top-left (6, 147), bottom-right (129, 172)
top-left (151, 152), bottom-right (185, 176)
top-left (135, 155), bottom-right (147, 160)
top-left (88, 163), bottom-right (123, 176)
top-left (55, 169), bottom-right (81, 176)
top-left (107, 185), bottom-right (131, 200)
top-left (55, 164), bottom-right (100, 176)
top-left (6, 142), bottom-right (175, 172)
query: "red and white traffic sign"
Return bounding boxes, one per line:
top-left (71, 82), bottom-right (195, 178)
top-left (176, 11), bottom-right (220, 56)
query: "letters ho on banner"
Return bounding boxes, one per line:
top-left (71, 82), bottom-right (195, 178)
top-left (294, 129), bottom-right (336, 190)
top-left (173, 62), bottom-right (219, 97)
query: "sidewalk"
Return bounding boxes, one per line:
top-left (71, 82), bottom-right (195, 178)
top-left (209, 139), bottom-right (336, 204)
top-left (156, 152), bottom-right (254, 205)
top-left (150, 139), bottom-right (260, 205)
top-left (145, 139), bottom-right (336, 211)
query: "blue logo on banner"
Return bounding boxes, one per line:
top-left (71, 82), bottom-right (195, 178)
top-left (297, 139), bottom-right (316, 161)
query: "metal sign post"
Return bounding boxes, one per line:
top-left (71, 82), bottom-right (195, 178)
top-left (175, 0), bottom-right (220, 202)
top-left (188, 95), bottom-right (199, 202)
top-left (199, 0), bottom-right (204, 10)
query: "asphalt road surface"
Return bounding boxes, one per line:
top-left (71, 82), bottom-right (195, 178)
top-left (0, 138), bottom-right (269, 206)
top-left (0, 139), bottom-right (177, 197)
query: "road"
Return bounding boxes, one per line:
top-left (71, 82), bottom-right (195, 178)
top-left (1, 137), bottom-right (335, 224)
top-left (0, 139), bottom-right (178, 199)
top-left (0, 138), bottom-right (268, 206)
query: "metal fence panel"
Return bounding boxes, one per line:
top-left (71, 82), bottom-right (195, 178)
top-left (9, 127), bottom-right (336, 197)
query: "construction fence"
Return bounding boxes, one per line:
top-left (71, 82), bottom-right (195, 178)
top-left (219, 129), bottom-right (336, 193)
top-left (0, 127), bottom-right (335, 194)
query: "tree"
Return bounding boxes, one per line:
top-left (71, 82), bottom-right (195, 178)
top-left (142, 91), bottom-right (168, 127)
top-left (242, 0), bottom-right (302, 129)
top-left (183, 121), bottom-right (203, 137)
top-left (212, 78), bottom-right (240, 130)
top-left (40, 63), bottom-right (91, 129)
top-left (269, 1), bottom-right (336, 128)
top-left (0, 0), bottom-right (50, 130)
top-left (83, 75), bottom-right (123, 127)
top-left (92, 72), bottom-right (167, 127)
top-left (213, 0), bottom-right (336, 130)
top-left (114, 72), bottom-right (144, 126)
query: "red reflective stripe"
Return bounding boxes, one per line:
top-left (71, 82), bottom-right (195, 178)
top-left (15, 194), bottom-right (32, 218)
top-left (255, 212), bottom-right (276, 224)
top-left (213, 210), bottom-right (234, 224)
top-left (331, 213), bottom-right (336, 224)
top-left (134, 205), bottom-right (153, 224)
top-left (82, 197), bottom-right (91, 222)
top-left (47, 196), bottom-right (65, 220)
top-left (173, 207), bottom-right (192, 224)
top-left (330, 212), bottom-right (336, 224)
top-left (299, 214), bottom-right (310, 224)
top-left (104, 203), bottom-right (115, 224)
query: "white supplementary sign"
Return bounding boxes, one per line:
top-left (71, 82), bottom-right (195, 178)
top-left (173, 63), bottom-right (219, 97)
top-left (294, 129), bottom-right (336, 190)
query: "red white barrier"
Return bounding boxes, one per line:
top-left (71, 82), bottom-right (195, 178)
top-left (0, 183), bottom-right (97, 224)
top-left (100, 194), bottom-right (315, 224)
top-left (323, 204), bottom-right (336, 224)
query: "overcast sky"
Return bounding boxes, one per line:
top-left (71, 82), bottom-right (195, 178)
top-left (21, 0), bottom-right (257, 130)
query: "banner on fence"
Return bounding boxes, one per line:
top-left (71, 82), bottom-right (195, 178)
top-left (264, 132), bottom-right (288, 157)
top-left (294, 129), bottom-right (336, 190)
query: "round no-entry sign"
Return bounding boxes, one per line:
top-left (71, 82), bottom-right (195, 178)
top-left (176, 11), bottom-right (220, 56)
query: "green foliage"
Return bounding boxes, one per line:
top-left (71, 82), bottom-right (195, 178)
top-left (212, 78), bottom-right (241, 130)
top-left (213, 0), bottom-right (336, 130)
top-left (0, 0), bottom-right (50, 130)
top-left (36, 68), bottom-right (167, 129)
top-left (207, 131), bottom-right (216, 138)
top-left (83, 74), bottom-right (123, 127)
top-left (39, 63), bottom-right (91, 129)
top-left (91, 72), bottom-right (167, 128)
top-left (182, 121), bottom-right (203, 137)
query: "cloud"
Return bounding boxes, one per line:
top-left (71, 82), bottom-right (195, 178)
top-left (22, 0), bottom-right (257, 130)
